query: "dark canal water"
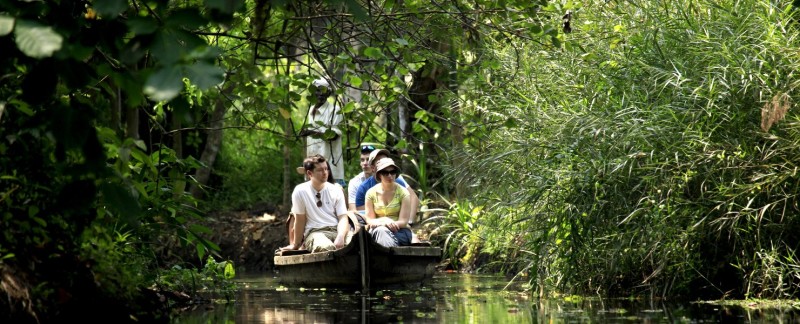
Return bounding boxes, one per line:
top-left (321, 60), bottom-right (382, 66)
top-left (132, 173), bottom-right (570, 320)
top-left (172, 272), bottom-right (800, 323)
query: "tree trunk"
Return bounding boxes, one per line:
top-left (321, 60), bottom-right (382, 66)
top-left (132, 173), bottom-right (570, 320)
top-left (172, 113), bottom-right (185, 198)
top-left (282, 118), bottom-right (292, 215)
top-left (125, 106), bottom-right (139, 140)
top-left (190, 85), bottom-right (231, 199)
top-left (111, 85), bottom-right (122, 136)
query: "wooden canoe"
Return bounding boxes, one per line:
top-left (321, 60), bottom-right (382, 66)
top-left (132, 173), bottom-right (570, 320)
top-left (274, 227), bottom-right (441, 289)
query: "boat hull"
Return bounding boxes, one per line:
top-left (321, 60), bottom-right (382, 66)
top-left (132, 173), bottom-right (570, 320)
top-left (274, 229), bottom-right (441, 289)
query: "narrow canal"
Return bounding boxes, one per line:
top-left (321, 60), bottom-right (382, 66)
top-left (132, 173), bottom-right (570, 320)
top-left (172, 272), bottom-right (800, 323)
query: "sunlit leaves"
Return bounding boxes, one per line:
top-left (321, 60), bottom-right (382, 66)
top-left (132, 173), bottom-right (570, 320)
top-left (349, 75), bottom-right (363, 88)
top-left (0, 14), bottom-right (13, 36)
top-left (224, 261), bottom-right (235, 279)
top-left (14, 20), bottom-right (62, 58)
top-left (343, 101), bottom-right (357, 114)
top-left (364, 47), bottom-right (384, 59)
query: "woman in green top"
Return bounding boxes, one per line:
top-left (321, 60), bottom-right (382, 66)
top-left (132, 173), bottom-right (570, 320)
top-left (364, 157), bottom-right (414, 247)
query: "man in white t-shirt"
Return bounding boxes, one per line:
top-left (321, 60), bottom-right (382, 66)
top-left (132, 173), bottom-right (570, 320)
top-left (280, 154), bottom-right (350, 252)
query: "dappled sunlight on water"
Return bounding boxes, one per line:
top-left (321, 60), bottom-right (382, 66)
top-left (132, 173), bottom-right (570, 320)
top-left (172, 272), bottom-right (800, 323)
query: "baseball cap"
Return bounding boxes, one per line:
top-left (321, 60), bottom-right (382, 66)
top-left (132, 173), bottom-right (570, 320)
top-left (367, 148), bottom-right (391, 165)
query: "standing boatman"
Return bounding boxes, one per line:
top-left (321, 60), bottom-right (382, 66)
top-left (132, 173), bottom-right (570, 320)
top-left (299, 77), bottom-right (345, 187)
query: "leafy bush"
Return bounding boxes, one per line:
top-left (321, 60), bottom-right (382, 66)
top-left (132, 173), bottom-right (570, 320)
top-left (155, 256), bottom-right (237, 302)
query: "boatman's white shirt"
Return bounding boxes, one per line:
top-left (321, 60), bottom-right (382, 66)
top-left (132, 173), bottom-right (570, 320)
top-left (305, 101), bottom-right (344, 181)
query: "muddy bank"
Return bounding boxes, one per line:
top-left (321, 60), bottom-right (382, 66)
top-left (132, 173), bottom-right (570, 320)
top-left (161, 209), bottom-right (288, 273)
top-left (208, 210), bottom-right (287, 272)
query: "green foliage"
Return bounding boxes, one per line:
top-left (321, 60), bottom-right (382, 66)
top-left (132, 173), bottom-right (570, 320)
top-left (443, 0), bottom-right (800, 299)
top-left (426, 198), bottom-right (527, 273)
top-left (427, 199), bottom-right (484, 269)
top-left (737, 244), bottom-right (800, 299)
top-left (155, 256), bottom-right (237, 302)
top-left (77, 227), bottom-right (148, 301)
top-left (0, 0), bottom-right (243, 319)
top-left (209, 128), bottom-right (303, 210)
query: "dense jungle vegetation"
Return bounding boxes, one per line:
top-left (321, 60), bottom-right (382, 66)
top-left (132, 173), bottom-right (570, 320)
top-left (3, 0), bottom-right (800, 321)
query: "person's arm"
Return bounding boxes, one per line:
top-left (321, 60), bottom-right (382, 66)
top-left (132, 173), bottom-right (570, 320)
top-left (395, 194), bottom-right (412, 229)
top-left (396, 177), bottom-right (419, 224)
top-left (355, 181), bottom-right (368, 210)
top-left (406, 186), bottom-right (419, 224)
top-left (348, 179), bottom-right (358, 211)
top-left (333, 212), bottom-right (349, 248)
top-left (298, 110), bottom-right (318, 137)
top-left (329, 105), bottom-right (343, 136)
top-left (365, 198), bottom-right (377, 229)
top-left (332, 187), bottom-right (350, 248)
top-left (307, 104), bottom-right (342, 140)
top-left (282, 187), bottom-right (306, 250)
top-left (281, 213), bottom-right (306, 250)
top-left (337, 184), bottom-right (348, 208)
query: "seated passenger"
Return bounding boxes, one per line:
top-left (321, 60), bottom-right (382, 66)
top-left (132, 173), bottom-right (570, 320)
top-left (354, 149), bottom-right (418, 215)
top-left (364, 158), bottom-right (414, 247)
top-left (354, 148), bottom-right (421, 242)
top-left (348, 144), bottom-right (378, 212)
top-left (280, 154), bottom-right (350, 253)
top-left (287, 159), bottom-right (348, 247)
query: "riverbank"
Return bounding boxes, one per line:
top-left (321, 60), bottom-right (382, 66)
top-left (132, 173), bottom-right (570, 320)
top-left (165, 209), bottom-right (288, 272)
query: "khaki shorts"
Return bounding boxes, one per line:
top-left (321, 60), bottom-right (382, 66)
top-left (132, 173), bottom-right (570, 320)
top-left (303, 226), bottom-right (353, 252)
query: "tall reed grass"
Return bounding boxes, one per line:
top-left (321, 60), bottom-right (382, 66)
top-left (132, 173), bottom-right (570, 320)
top-left (438, 0), bottom-right (800, 298)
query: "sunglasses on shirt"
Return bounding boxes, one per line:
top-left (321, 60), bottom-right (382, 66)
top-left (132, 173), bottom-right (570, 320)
top-left (315, 192), bottom-right (322, 207)
top-left (361, 145), bottom-right (376, 154)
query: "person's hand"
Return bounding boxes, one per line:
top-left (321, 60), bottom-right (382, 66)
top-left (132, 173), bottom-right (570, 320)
top-left (385, 222), bottom-right (399, 233)
top-left (333, 236), bottom-right (346, 249)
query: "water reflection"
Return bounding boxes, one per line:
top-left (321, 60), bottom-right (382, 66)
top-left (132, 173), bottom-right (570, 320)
top-left (173, 272), bottom-right (531, 323)
top-left (172, 272), bottom-right (800, 323)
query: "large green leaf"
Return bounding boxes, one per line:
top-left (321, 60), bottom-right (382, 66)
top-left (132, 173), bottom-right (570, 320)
top-left (363, 47), bottom-right (383, 59)
top-left (165, 8), bottom-right (207, 30)
top-left (144, 66), bottom-right (183, 102)
top-left (127, 16), bottom-right (158, 35)
top-left (0, 14), bottom-right (14, 36)
top-left (184, 62), bottom-right (224, 90)
top-left (349, 75), bottom-right (363, 87)
top-left (150, 30), bottom-right (183, 64)
top-left (93, 0), bottom-right (127, 18)
top-left (14, 20), bottom-right (63, 58)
